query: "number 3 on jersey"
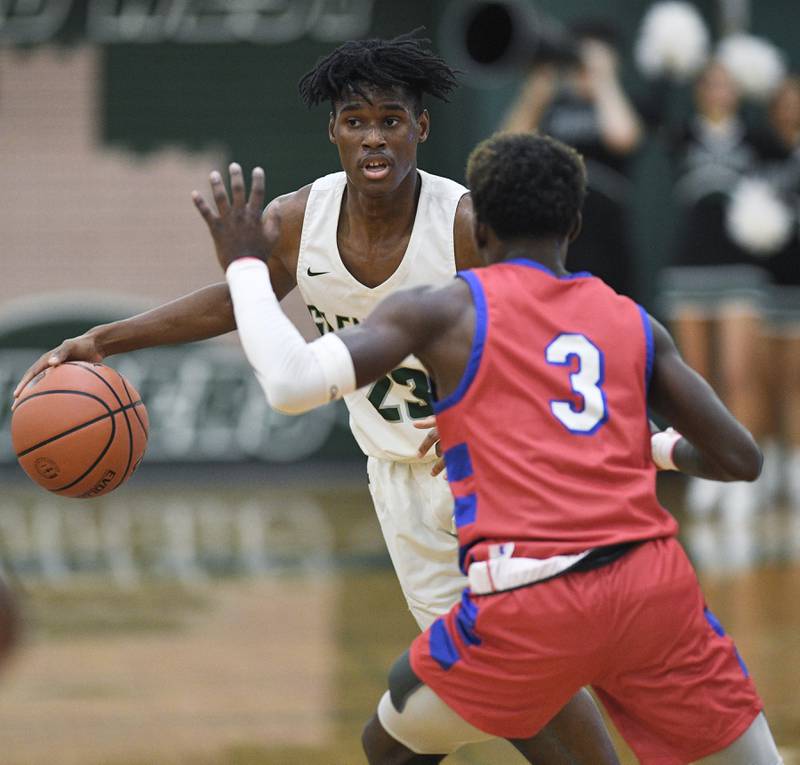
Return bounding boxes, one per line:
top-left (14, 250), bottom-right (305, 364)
top-left (545, 334), bottom-right (608, 434)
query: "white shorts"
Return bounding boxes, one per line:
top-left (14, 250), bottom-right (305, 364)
top-left (367, 457), bottom-right (467, 629)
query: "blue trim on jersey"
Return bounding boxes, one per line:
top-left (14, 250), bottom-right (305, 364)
top-left (432, 271), bottom-right (487, 414)
top-left (506, 257), bottom-right (592, 280)
top-left (458, 543), bottom-right (473, 574)
top-left (454, 589), bottom-right (481, 647)
top-left (429, 618), bottom-right (461, 670)
top-left (443, 443), bottom-right (473, 482)
top-left (454, 494), bottom-right (477, 527)
top-left (705, 607), bottom-right (725, 637)
top-left (704, 607), bottom-right (750, 678)
top-left (638, 305), bottom-right (654, 390)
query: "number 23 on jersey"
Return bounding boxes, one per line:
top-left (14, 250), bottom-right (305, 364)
top-left (367, 334), bottom-right (609, 432)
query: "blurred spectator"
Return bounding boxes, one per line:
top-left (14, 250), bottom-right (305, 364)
top-left (662, 61), bottom-right (770, 519)
top-left (671, 62), bottom-right (763, 268)
top-left (757, 76), bottom-right (800, 285)
top-left (501, 22), bottom-right (642, 299)
top-left (756, 76), bottom-right (800, 508)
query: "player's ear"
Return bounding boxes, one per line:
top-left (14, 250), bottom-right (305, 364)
top-left (474, 220), bottom-right (490, 250)
top-left (328, 112), bottom-right (336, 144)
top-left (417, 109), bottom-right (430, 143)
top-left (568, 212), bottom-right (582, 243)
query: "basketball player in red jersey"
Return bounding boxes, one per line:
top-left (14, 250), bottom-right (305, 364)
top-left (14, 34), bottom-right (619, 764)
top-left (197, 133), bottom-right (783, 763)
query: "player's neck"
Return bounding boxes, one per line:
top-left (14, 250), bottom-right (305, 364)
top-left (341, 168), bottom-right (420, 241)
top-left (494, 239), bottom-right (569, 276)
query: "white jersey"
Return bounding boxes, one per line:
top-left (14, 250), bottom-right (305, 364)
top-left (296, 169), bottom-right (468, 462)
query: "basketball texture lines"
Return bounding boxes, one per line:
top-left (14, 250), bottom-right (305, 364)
top-left (12, 362), bottom-right (148, 498)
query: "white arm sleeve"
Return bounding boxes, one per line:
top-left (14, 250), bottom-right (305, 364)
top-left (226, 258), bottom-right (356, 415)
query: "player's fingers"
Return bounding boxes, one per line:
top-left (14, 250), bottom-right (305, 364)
top-left (412, 416), bottom-right (437, 430)
top-left (229, 163), bottom-right (246, 207)
top-left (431, 458), bottom-right (446, 477)
top-left (248, 167), bottom-right (266, 212)
top-left (417, 430), bottom-right (439, 457)
top-left (209, 170), bottom-right (230, 215)
top-left (191, 191), bottom-right (216, 225)
top-left (13, 365), bottom-right (38, 400)
top-left (12, 351), bottom-right (59, 402)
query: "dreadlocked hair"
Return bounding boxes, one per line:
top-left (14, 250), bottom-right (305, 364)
top-left (298, 28), bottom-right (459, 112)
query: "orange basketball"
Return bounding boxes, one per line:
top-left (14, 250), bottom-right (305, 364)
top-left (11, 362), bottom-right (149, 498)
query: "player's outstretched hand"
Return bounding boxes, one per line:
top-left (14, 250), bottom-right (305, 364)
top-left (12, 334), bottom-right (103, 410)
top-left (192, 163), bottom-right (272, 272)
top-left (414, 416), bottom-right (445, 477)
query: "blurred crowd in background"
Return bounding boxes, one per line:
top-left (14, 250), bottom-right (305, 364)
top-left (0, 4), bottom-right (798, 758)
top-left (479, 0), bottom-right (800, 521)
top-left (0, 0), bottom-right (798, 519)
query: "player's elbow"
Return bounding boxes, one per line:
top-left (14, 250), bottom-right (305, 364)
top-left (261, 376), bottom-right (312, 416)
top-left (721, 436), bottom-right (763, 482)
top-left (266, 387), bottom-right (309, 416)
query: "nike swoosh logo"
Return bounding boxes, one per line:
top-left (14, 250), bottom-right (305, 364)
top-left (306, 267), bottom-right (330, 277)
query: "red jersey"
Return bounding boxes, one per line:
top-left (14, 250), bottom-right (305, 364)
top-left (434, 260), bottom-right (678, 569)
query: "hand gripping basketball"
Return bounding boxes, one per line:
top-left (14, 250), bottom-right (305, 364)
top-left (12, 333), bottom-right (103, 408)
top-left (11, 362), bottom-right (148, 498)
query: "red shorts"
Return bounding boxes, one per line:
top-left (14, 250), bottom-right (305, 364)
top-left (410, 537), bottom-right (762, 765)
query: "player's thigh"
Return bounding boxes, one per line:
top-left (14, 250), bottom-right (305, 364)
top-left (595, 539), bottom-right (762, 764)
top-left (367, 458), bottom-right (465, 627)
top-left (693, 712), bottom-right (782, 764)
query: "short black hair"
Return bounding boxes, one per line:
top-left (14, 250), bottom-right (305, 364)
top-left (466, 133), bottom-right (586, 240)
top-left (298, 29), bottom-right (459, 114)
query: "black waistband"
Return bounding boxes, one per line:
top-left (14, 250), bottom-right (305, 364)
top-left (567, 540), bottom-right (643, 574)
top-left (472, 540), bottom-right (647, 597)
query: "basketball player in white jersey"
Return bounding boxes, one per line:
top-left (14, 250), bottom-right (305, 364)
top-left (14, 32), bottom-right (618, 761)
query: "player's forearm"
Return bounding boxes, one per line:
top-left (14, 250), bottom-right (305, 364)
top-left (674, 437), bottom-right (762, 481)
top-left (648, 317), bottom-right (762, 482)
top-left (651, 429), bottom-right (762, 482)
top-left (226, 258), bottom-right (355, 414)
top-left (89, 283), bottom-right (237, 357)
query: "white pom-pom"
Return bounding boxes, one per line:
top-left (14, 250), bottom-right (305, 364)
top-left (727, 178), bottom-right (794, 256)
top-left (717, 35), bottom-right (787, 100)
top-left (635, 2), bottom-right (709, 81)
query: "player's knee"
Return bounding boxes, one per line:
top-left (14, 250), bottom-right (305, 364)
top-left (362, 712), bottom-right (414, 765)
top-left (361, 713), bottom-right (385, 763)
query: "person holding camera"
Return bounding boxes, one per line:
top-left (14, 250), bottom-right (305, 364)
top-left (502, 21), bottom-right (643, 299)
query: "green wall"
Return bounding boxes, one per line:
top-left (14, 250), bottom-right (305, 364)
top-left (97, 0), bottom-right (800, 308)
